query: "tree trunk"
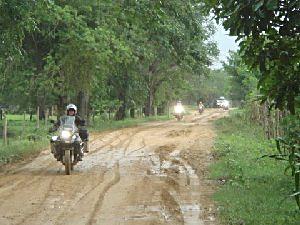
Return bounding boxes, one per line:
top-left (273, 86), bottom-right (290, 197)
top-left (37, 95), bottom-right (46, 120)
top-left (92, 110), bottom-right (96, 124)
top-left (77, 91), bottom-right (89, 121)
top-left (50, 105), bottom-right (54, 116)
top-left (108, 110), bottom-right (111, 120)
top-left (145, 89), bottom-right (154, 117)
top-left (30, 111), bottom-right (33, 121)
top-left (154, 106), bottom-right (157, 117)
top-left (115, 91), bottom-right (126, 120)
top-left (0, 109), bottom-right (2, 120)
top-left (57, 95), bottom-right (68, 119)
top-left (130, 108), bottom-right (135, 118)
top-left (115, 70), bottom-right (129, 121)
top-left (45, 109), bottom-right (49, 127)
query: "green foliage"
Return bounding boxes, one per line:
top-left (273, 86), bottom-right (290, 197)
top-left (223, 51), bottom-right (259, 102)
top-left (0, 114), bottom-right (51, 165)
top-left (207, 0), bottom-right (300, 113)
top-left (0, 0), bottom-right (218, 119)
top-left (275, 113), bottom-right (300, 208)
top-left (183, 69), bottom-right (231, 104)
top-left (211, 111), bottom-right (300, 224)
top-left (0, 140), bottom-right (48, 165)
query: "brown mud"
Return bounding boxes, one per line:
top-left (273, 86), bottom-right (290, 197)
top-left (0, 109), bottom-right (227, 225)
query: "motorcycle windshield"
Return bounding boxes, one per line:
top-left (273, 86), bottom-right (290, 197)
top-left (60, 116), bottom-right (76, 130)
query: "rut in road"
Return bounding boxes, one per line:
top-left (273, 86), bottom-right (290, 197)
top-left (0, 109), bottom-right (226, 225)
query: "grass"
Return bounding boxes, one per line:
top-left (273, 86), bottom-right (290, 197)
top-left (0, 114), bottom-right (171, 165)
top-left (0, 140), bottom-right (49, 164)
top-left (0, 116), bottom-right (52, 165)
top-left (211, 110), bottom-right (300, 225)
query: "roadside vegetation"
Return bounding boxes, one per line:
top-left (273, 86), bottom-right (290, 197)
top-left (205, 0), bottom-right (300, 211)
top-left (211, 110), bottom-right (300, 225)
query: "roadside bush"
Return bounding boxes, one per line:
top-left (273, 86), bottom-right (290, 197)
top-left (211, 111), bottom-right (300, 225)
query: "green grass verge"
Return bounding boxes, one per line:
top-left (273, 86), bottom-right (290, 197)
top-left (0, 114), bottom-right (171, 165)
top-left (0, 140), bottom-right (48, 164)
top-left (211, 110), bottom-right (300, 225)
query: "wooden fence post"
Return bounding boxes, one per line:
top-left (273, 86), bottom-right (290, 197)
top-left (45, 109), bottom-right (49, 127)
top-left (37, 106), bottom-right (40, 129)
top-left (154, 106), bottom-right (157, 118)
top-left (140, 107), bottom-right (143, 118)
top-left (3, 115), bottom-right (7, 146)
top-left (21, 111), bottom-right (26, 138)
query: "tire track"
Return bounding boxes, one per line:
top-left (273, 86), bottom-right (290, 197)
top-left (13, 176), bottom-right (56, 225)
top-left (0, 161), bottom-right (58, 203)
top-left (53, 169), bottom-right (107, 225)
top-left (87, 162), bottom-right (121, 225)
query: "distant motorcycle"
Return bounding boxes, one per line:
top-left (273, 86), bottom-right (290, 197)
top-left (173, 104), bottom-right (185, 121)
top-left (198, 105), bottom-right (204, 114)
top-left (50, 116), bottom-right (87, 175)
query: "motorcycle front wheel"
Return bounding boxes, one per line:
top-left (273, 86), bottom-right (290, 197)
top-left (64, 149), bottom-right (71, 175)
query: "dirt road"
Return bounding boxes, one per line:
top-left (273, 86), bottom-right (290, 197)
top-left (0, 109), bottom-right (226, 225)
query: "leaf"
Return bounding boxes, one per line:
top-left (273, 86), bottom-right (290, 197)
top-left (266, 0), bottom-right (278, 10)
top-left (253, 1), bottom-right (264, 11)
top-left (295, 153), bottom-right (300, 158)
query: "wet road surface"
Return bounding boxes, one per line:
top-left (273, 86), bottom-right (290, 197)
top-left (0, 109), bottom-right (226, 225)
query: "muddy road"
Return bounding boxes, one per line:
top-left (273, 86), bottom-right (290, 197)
top-left (0, 109), bottom-right (227, 225)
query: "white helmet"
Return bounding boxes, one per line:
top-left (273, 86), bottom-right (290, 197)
top-left (66, 104), bottom-right (77, 114)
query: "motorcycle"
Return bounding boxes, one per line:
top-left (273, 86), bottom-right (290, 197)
top-left (50, 116), bottom-right (87, 175)
top-left (198, 104), bottom-right (204, 114)
top-left (173, 105), bottom-right (184, 121)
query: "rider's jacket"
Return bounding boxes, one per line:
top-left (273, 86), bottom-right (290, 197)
top-left (50, 115), bottom-right (85, 132)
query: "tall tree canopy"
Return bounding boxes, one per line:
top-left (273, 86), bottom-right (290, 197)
top-left (0, 0), bottom-right (218, 119)
top-left (206, 0), bottom-right (300, 113)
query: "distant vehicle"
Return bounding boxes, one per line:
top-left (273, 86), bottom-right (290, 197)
top-left (198, 102), bottom-right (204, 114)
top-left (173, 101), bottom-right (185, 121)
top-left (216, 97), bottom-right (229, 110)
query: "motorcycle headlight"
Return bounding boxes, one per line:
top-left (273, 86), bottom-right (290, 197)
top-left (61, 130), bottom-right (72, 140)
top-left (51, 136), bottom-right (58, 141)
top-left (174, 106), bottom-right (184, 114)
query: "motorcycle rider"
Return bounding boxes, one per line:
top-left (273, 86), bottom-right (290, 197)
top-left (198, 101), bottom-right (204, 113)
top-left (50, 104), bottom-right (89, 161)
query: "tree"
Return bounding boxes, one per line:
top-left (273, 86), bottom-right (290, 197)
top-left (223, 51), bottom-right (258, 102)
top-left (0, 0), bottom-right (218, 121)
top-left (205, 0), bottom-right (300, 208)
top-left (206, 0), bottom-right (300, 113)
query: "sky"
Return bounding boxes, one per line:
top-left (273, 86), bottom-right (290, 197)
top-left (211, 23), bottom-right (239, 69)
